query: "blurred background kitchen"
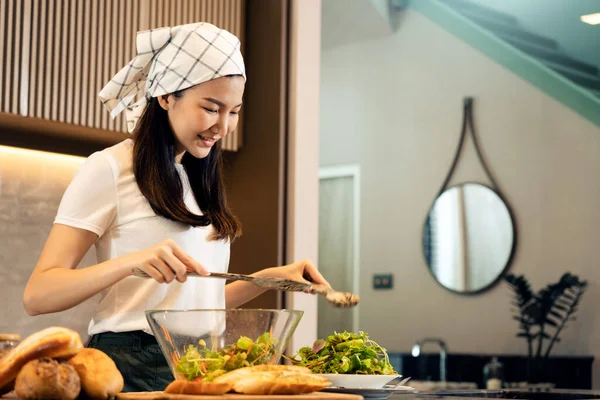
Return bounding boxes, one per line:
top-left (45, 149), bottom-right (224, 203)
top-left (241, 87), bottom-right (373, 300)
top-left (1, 0), bottom-right (599, 392)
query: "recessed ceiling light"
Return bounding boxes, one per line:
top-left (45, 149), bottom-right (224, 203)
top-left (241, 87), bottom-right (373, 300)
top-left (581, 13), bottom-right (600, 25)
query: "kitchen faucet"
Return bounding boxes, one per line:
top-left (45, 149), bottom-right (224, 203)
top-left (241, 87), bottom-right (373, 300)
top-left (411, 338), bottom-right (447, 382)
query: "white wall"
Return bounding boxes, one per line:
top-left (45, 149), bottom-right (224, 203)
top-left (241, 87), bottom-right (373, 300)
top-left (320, 6), bottom-right (600, 387)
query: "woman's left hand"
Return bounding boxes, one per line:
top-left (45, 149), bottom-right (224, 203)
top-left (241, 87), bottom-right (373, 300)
top-left (226, 259), bottom-right (332, 309)
top-left (269, 259), bottom-right (331, 289)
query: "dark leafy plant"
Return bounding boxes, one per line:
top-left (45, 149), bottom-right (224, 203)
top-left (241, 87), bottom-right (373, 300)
top-left (504, 272), bottom-right (587, 383)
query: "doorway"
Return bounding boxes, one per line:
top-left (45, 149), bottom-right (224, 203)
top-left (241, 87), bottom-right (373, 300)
top-left (318, 164), bottom-right (360, 337)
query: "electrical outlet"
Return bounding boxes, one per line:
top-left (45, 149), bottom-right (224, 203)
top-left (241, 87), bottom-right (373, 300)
top-left (373, 274), bottom-right (393, 290)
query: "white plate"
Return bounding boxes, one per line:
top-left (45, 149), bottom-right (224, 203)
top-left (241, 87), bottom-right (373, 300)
top-left (318, 374), bottom-right (400, 389)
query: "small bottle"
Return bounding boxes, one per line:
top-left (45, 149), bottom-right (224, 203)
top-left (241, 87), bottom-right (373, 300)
top-left (0, 334), bottom-right (20, 359)
top-left (483, 357), bottom-right (504, 390)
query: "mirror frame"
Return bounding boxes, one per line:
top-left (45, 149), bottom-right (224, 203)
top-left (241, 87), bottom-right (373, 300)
top-left (421, 182), bottom-right (518, 295)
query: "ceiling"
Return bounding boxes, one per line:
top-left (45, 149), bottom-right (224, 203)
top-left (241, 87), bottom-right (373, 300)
top-left (321, 0), bottom-right (395, 50)
top-left (322, 0), bottom-right (600, 70)
top-left (448, 0), bottom-right (600, 69)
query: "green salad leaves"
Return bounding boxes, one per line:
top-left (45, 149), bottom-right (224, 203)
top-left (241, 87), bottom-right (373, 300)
top-left (286, 331), bottom-right (396, 375)
top-left (176, 332), bottom-right (278, 382)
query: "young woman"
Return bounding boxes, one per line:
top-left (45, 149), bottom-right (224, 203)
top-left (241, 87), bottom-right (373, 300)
top-left (22, 22), bottom-right (328, 392)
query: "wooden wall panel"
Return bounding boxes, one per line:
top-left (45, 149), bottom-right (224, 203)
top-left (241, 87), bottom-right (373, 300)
top-left (0, 0), bottom-right (246, 151)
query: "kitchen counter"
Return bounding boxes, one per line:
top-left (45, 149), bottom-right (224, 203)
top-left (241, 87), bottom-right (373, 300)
top-left (386, 389), bottom-right (600, 400)
top-left (4, 389), bottom-right (600, 400)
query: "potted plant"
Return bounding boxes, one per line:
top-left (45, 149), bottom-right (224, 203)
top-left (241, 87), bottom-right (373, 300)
top-left (504, 272), bottom-right (587, 384)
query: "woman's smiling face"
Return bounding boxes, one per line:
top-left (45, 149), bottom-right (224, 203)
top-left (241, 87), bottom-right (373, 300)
top-left (158, 75), bottom-right (245, 161)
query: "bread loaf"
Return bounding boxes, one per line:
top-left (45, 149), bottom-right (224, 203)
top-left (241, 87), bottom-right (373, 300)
top-left (67, 348), bottom-right (124, 400)
top-left (0, 327), bottom-right (82, 394)
top-left (14, 357), bottom-right (81, 400)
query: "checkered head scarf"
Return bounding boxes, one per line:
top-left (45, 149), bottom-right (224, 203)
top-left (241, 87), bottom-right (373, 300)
top-left (99, 22), bottom-right (245, 133)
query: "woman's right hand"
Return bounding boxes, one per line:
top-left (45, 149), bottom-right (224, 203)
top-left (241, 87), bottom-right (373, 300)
top-left (24, 226), bottom-right (210, 316)
top-left (125, 239), bottom-right (210, 283)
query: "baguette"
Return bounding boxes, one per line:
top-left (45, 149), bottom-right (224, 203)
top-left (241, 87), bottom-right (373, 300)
top-left (164, 379), bottom-right (232, 395)
top-left (212, 364), bottom-right (311, 385)
top-left (0, 327), bottom-right (83, 394)
top-left (232, 371), bottom-right (331, 395)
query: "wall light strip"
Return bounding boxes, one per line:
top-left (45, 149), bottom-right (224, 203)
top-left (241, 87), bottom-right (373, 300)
top-left (0, 145), bottom-right (86, 165)
top-left (580, 13), bottom-right (600, 25)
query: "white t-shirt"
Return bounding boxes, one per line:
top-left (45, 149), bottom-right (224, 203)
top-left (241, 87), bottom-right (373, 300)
top-left (55, 139), bottom-right (229, 336)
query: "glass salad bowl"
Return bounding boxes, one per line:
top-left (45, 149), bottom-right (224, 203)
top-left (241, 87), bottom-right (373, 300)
top-left (146, 309), bottom-right (304, 381)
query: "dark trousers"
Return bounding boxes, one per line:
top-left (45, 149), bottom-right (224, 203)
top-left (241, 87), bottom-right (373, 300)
top-left (87, 331), bottom-right (173, 392)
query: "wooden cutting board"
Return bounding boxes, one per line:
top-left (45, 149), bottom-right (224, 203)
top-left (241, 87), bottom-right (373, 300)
top-left (117, 391), bottom-right (363, 400)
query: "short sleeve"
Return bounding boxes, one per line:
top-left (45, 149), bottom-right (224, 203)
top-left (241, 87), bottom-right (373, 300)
top-left (54, 152), bottom-right (118, 237)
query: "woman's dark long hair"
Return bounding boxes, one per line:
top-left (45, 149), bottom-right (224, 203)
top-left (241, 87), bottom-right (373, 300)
top-left (132, 95), bottom-right (242, 242)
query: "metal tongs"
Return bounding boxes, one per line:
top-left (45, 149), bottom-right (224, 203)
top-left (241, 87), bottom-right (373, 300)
top-left (133, 269), bottom-right (360, 308)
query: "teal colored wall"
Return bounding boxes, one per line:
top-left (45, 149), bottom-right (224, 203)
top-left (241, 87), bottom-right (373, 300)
top-left (468, 0), bottom-right (600, 68)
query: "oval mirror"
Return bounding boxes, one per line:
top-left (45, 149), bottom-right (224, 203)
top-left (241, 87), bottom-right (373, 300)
top-left (422, 183), bottom-right (515, 294)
